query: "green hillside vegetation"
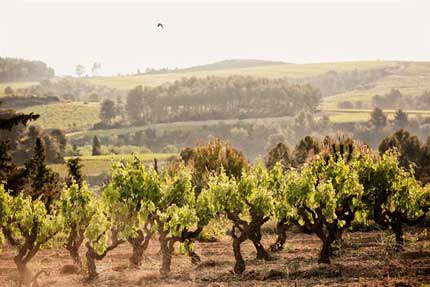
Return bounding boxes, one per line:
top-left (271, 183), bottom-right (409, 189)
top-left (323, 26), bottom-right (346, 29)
top-left (49, 153), bottom-right (177, 176)
top-left (19, 102), bottom-right (100, 130)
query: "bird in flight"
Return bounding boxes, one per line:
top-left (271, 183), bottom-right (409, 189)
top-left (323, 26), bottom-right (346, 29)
top-left (157, 23), bottom-right (164, 29)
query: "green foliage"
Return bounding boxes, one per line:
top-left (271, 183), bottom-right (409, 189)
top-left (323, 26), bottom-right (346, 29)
top-left (0, 185), bottom-right (63, 246)
top-left (183, 138), bottom-right (249, 193)
top-left (61, 182), bottom-right (97, 238)
top-left (370, 107), bottom-right (387, 130)
top-left (265, 142), bottom-right (293, 171)
top-left (379, 129), bottom-right (421, 170)
top-left (0, 184), bottom-right (63, 281)
top-left (282, 149), bottom-right (364, 263)
top-left (100, 99), bottom-right (117, 124)
top-left (358, 149), bottom-right (430, 248)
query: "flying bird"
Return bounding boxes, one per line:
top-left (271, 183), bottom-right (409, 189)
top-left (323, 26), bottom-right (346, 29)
top-left (157, 23), bottom-right (164, 29)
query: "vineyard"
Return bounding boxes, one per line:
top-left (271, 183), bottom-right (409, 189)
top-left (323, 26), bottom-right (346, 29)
top-left (1, 138), bottom-right (430, 286)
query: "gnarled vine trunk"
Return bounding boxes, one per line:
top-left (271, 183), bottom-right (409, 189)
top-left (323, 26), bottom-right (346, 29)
top-left (227, 212), bottom-right (270, 274)
top-left (66, 227), bottom-right (85, 266)
top-left (270, 219), bottom-right (289, 252)
top-left (85, 230), bottom-right (124, 280)
top-left (128, 226), bottom-right (154, 267)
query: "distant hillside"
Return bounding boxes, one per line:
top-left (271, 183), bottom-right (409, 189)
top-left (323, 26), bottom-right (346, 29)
top-left (178, 59), bottom-right (287, 73)
top-left (88, 61), bottom-right (399, 90)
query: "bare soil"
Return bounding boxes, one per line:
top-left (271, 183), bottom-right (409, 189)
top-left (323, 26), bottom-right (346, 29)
top-left (1, 228), bottom-right (430, 287)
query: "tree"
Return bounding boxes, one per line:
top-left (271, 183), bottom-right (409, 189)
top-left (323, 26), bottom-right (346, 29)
top-left (0, 110), bottom-right (39, 131)
top-left (379, 129), bottom-right (421, 170)
top-left (91, 62), bottom-right (101, 76)
top-left (418, 137), bottom-right (430, 184)
top-left (182, 138), bottom-right (248, 194)
top-left (393, 109), bottom-right (409, 129)
top-left (106, 159), bottom-right (157, 267)
top-left (293, 135), bottom-right (320, 166)
top-left (88, 93), bottom-right (99, 102)
top-left (22, 137), bottom-right (61, 208)
top-left (284, 142), bottom-right (365, 264)
top-left (358, 150), bottom-right (430, 249)
top-left (85, 202), bottom-right (125, 279)
top-left (100, 99), bottom-right (116, 125)
top-left (61, 181), bottom-right (97, 267)
top-left (4, 86), bottom-right (14, 96)
top-left (370, 107), bottom-right (387, 130)
top-left (75, 65), bottom-right (85, 77)
top-left (265, 142), bottom-right (293, 171)
top-left (0, 185), bottom-right (63, 285)
top-left (66, 157), bottom-right (84, 188)
top-left (126, 85), bottom-right (144, 124)
top-left (205, 163), bottom-right (273, 273)
top-left (92, 136), bottom-right (102, 156)
top-left (0, 137), bottom-right (63, 285)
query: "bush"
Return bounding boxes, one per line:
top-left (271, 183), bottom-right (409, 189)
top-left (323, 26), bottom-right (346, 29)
top-left (161, 144), bottom-right (178, 154)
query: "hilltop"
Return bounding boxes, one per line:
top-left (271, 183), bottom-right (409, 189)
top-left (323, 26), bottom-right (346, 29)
top-left (177, 59), bottom-right (286, 73)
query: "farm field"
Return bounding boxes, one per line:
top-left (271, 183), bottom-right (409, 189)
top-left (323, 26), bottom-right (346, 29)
top-left (0, 81), bottom-right (38, 97)
top-left (49, 153), bottom-right (177, 176)
top-left (1, 228), bottom-right (429, 287)
top-left (321, 109), bottom-right (430, 123)
top-left (66, 115), bottom-right (294, 140)
top-left (19, 102), bottom-right (100, 130)
top-left (86, 61), bottom-right (400, 90)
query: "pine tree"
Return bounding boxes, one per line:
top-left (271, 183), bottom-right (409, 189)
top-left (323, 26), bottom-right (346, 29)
top-left (393, 109), bottom-right (409, 130)
top-left (23, 137), bottom-right (61, 207)
top-left (66, 157), bottom-right (84, 188)
top-left (370, 107), bottom-right (387, 130)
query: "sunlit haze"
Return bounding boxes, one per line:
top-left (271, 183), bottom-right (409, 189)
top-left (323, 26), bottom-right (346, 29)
top-left (1, 0), bottom-right (429, 75)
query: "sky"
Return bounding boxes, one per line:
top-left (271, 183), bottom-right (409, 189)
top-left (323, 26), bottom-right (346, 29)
top-left (1, 0), bottom-right (429, 76)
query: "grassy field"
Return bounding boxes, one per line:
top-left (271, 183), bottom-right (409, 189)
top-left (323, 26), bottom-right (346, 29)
top-left (19, 102), bottom-right (100, 130)
top-left (0, 81), bottom-right (38, 97)
top-left (87, 61), bottom-right (399, 90)
top-left (66, 115), bottom-right (294, 140)
top-left (49, 153), bottom-right (177, 176)
top-left (321, 108), bottom-right (430, 123)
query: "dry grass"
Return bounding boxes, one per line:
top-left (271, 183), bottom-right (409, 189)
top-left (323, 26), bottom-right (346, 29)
top-left (1, 228), bottom-right (429, 286)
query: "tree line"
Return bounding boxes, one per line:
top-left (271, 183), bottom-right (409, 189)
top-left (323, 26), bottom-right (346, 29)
top-left (114, 76), bottom-right (322, 126)
top-left (0, 57), bottom-right (54, 83)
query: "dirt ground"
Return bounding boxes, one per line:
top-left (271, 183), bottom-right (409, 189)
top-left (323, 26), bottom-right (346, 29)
top-left (1, 228), bottom-right (430, 287)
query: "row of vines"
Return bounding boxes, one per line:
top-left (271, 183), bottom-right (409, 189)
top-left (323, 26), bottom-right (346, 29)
top-left (1, 138), bottom-right (430, 285)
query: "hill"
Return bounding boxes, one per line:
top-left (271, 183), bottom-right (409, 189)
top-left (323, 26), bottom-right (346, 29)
top-left (178, 59), bottom-right (286, 73)
top-left (87, 61), bottom-right (399, 90)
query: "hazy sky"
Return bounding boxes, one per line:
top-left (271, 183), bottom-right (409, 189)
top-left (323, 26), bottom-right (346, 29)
top-left (1, 0), bottom-right (429, 76)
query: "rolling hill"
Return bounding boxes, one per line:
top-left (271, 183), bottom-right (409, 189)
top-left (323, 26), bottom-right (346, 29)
top-left (86, 60), bottom-right (400, 90)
